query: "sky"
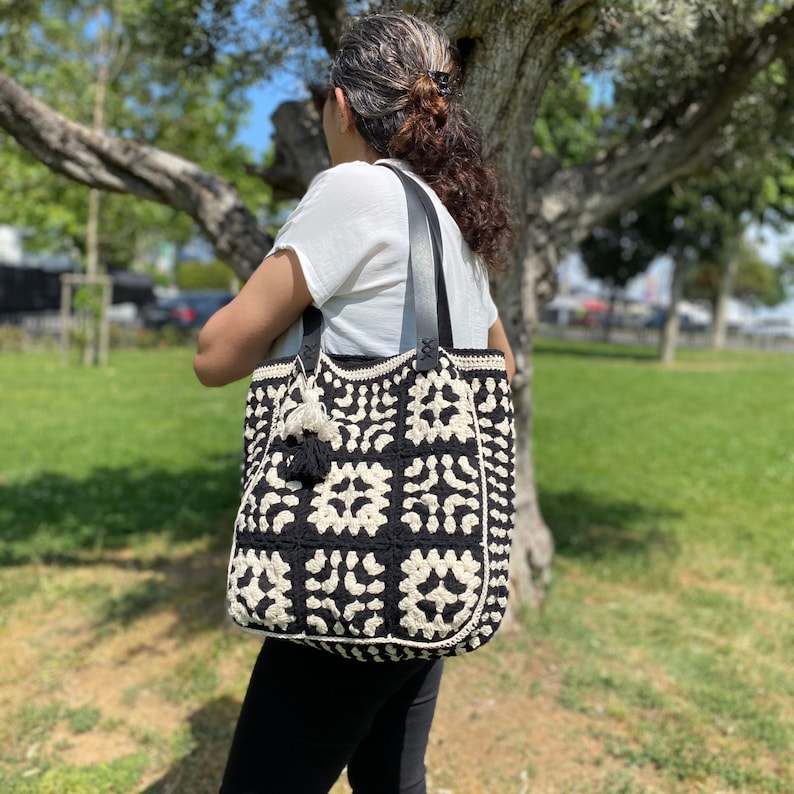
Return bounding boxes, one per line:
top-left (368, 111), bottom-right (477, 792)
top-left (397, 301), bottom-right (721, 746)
top-left (236, 80), bottom-right (306, 158)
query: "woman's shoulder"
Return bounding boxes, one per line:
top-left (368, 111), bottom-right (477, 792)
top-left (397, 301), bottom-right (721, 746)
top-left (299, 161), bottom-right (406, 221)
top-left (310, 160), bottom-right (401, 192)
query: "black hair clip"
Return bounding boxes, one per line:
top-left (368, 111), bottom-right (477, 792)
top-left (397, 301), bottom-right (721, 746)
top-left (427, 70), bottom-right (452, 98)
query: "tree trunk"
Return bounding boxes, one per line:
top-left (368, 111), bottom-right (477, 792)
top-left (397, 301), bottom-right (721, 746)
top-left (83, 0), bottom-right (125, 367)
top-left (500, 242), bottom-right (556, 618)
top-left (710, 244), bottom-right (740, 350)
top-left (425, 0), bottom-right (603, 608)
top-left (83, 43), bottom-right (109, 366)
top-left (602, 285), bottom-right (618, 344)
top-left (660, 248), bottom-right (686, 364)
top-left (83, 186), bottom-right (102, 366)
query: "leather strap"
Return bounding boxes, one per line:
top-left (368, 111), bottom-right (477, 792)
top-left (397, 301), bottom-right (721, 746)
top-left (299, 302), bottom-right (323, 371)
top-left (380, 163), bottom-right (454, 367)
top-left (299, 162), bottom-right (452, 372)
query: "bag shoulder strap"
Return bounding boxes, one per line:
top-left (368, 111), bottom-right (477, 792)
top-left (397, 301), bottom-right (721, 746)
top-left (299, 162), bottom-right (452, 372)
top-left (379, 163), bottom-right (453, 368)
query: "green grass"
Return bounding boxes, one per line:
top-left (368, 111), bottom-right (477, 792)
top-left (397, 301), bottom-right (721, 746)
top-left (533, 342), bottom-right (794, 570)
top-left (1, 343), bottom-right (793, 792)
top-left (0, 754), bottom-right (149, 794)
top-left (530, 339), bottom-right (794, 791)
top-left (0, 349), bottom-right (248, 564)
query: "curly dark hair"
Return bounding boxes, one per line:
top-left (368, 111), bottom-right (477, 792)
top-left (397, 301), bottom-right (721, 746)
top-left (330, 12), bottom-right (514, 271)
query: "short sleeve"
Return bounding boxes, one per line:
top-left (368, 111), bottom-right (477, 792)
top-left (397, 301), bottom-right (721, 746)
top-left (486, 293), bottom-right (498, 328)
top-left (267, 162), bottom-right (405, 307)
top-left (265, 158), bottom-right (496, 358)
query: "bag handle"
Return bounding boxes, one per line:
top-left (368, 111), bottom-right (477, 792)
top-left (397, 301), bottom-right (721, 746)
top-left (381, 163), bottom-right (454, 369)
top-left (299, 162), bottom-right (452, 372)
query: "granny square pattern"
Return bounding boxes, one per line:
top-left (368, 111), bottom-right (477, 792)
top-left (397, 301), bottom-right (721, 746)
top-left (227, 346), bottom-right (515, 662)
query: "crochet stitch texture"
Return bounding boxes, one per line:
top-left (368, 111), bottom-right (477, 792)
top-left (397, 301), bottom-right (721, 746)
top-left (227, 347), bottom-right (515, 662)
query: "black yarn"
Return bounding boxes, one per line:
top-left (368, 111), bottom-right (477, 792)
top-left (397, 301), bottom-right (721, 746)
top-left (287, 431), bottom-right (332, 486)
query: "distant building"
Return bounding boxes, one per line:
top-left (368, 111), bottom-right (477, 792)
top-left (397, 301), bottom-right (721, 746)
top-left (0, 225), bottom-right (24, 265)
top-left (0, 224), bottom-right (75, 271)
top-left (0, 225), bottom-right (73, 313)
top-left (0, 225), bottom-right (153, 315)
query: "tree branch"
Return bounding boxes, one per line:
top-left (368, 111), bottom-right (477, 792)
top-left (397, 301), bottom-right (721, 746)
top-left (0, 72), bottom-right (270, 279)
top-left (247, 99), bottom-right (330, 201)
top-left (545, 2), bottom-right (794, 241)
top-left (303, 0), bottom-right (349, 56)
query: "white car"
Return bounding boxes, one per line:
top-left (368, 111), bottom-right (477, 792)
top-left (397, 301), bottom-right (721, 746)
top-left (745, 318), bottom-right (794, 339)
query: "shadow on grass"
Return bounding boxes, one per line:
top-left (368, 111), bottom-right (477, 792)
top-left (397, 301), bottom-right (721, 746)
top-left (89, 546), bottom-right (231, 639)
top-left (0, 455), bottom-right (242, 566)
top-left (540, 488), bottom-right (682, 561)
top-left (140, 696), bottom-right (239, 794)
top-left (0, 458), bottom-right (245, 640)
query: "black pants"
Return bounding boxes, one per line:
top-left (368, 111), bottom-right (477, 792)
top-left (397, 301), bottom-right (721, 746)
top-left (219, 640), bottom-right (444, 794)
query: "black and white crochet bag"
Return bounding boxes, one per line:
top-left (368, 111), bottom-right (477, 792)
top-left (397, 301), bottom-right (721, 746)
top-left (227, 164), bottom-right (515, 662)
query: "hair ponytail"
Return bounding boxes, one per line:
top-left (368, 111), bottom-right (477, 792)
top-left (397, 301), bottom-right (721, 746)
top-left (331, 13), bottom-right (515, 271)
top-left (389, 76), bottom-right (513, 271)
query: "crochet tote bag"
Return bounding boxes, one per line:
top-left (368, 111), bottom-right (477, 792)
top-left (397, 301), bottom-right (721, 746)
top-left (227, 164), bottom-right (515, 662)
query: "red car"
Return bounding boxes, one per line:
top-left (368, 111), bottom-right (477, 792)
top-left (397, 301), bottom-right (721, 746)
top-left (142, 290), bottom-right (234, 330)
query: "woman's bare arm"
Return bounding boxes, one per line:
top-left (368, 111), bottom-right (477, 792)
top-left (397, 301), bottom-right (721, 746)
top-left (194, 249), bottom-right (312, 387)
top-left (487, 317), bottom-right (515, 384)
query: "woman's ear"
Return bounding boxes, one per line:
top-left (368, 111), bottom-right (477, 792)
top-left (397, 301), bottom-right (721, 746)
top-left (334, 87), bottom-right (354, 134)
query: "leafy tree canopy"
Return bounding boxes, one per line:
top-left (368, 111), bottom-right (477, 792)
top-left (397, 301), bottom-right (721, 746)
top-left (687, 238), bottom-right (787, 306)
top-left (0, 0), bottom-right (291, 266)
top-left (176, 258), bottom-right (237, 290)
top-left (533, 64), bottom-right (602, 169)
top-left (579, 202), bottom-right (662, 290)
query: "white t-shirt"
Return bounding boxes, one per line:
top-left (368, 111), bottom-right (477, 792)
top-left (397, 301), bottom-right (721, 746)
top-left (267, 158), bottom-right (497, 359)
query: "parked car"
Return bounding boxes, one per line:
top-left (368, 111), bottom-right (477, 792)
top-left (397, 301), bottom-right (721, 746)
top-left (142, 290), bottom-right (234, 330)
top-left (642, 306), bottom-right (710, 332)
top-left (744, 317), bottom-right (794, 339)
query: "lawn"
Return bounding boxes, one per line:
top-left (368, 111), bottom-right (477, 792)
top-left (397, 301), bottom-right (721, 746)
top-left (0, 342), bottom-right (792, 793)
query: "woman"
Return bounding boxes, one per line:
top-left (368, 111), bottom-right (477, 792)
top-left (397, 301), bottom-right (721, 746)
top-left (195, 11), bottom-right (515, 794)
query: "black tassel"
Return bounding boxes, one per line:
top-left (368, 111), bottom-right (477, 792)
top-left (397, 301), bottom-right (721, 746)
top-left (287, 431), bottom-right (332, 486)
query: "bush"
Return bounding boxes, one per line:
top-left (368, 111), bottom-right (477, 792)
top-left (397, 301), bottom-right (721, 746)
top-left (130, 325), bottom-right (193, 349)
top-left (176, 259), bottom-right (235, 290)
top-left (0, 324), bottom-right (26, 352)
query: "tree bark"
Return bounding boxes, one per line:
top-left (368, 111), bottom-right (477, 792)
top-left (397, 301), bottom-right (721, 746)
top-left (303, 0), bottom-right (349, 56)
top-left (83, 7), bottom-right (114, 366)
top-left (247, 101), bottom-right (330, 201)
top-left (660, 246), bottom-right (686, 365)
top-left (603, 286), bottom-right (618, 344)
top-left (710, 244), bottom-right (740, 350)
top-left (0, 72), bottom-right (271, 280)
